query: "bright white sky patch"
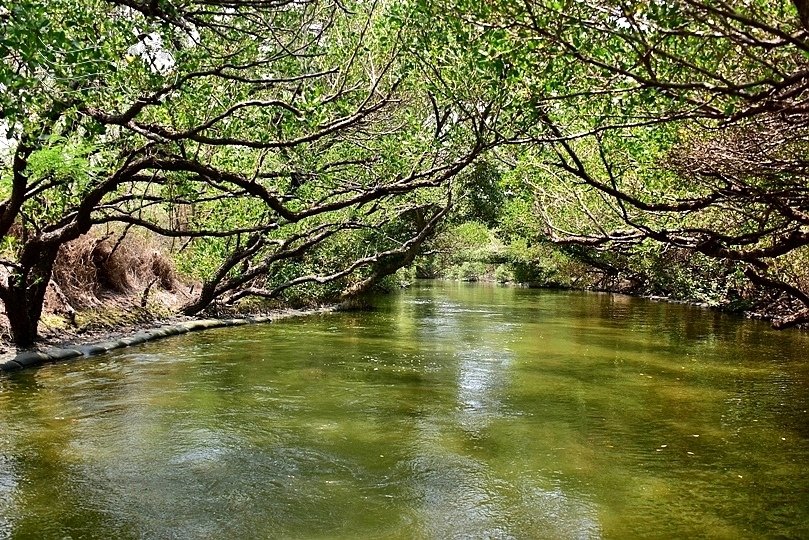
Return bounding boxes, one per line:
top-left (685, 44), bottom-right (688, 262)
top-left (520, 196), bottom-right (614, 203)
top-left (127, 32), bottom-right (175, 74)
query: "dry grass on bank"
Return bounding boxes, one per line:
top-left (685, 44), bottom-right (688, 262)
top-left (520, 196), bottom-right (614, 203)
top-left (51, 233), bottom-right (179, 308)
top-left (1, 231), bottom-right (194, 350)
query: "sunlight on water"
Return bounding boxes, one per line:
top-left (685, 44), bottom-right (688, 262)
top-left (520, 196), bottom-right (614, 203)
top-left (0, 282), bottom-right (808, 538)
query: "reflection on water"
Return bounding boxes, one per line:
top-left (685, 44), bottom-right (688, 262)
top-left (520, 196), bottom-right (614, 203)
top-left (0, 455), bottom-right (16, 538)
top-left (0, 282), bottom-right (808, 539)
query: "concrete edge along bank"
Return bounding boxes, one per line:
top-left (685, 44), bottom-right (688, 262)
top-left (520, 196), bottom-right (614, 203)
top-left (0, 307), bottom-right (335, 374)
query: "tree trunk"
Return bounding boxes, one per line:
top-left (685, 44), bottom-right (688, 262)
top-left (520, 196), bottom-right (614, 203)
top-left (0, 242), bottom-right (59, 347)
top-left (793, 0), bottom-right (809, 31)
top-left (181, 281), bottom-right (219, 316)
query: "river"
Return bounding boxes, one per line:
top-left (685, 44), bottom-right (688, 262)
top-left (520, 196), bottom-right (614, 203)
top-left (1, 282), bottom-right (808, 538)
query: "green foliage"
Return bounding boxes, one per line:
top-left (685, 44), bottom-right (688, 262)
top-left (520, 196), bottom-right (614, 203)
top-left (455, 261), bottom-right (486, 282)
top-left (493, 264), bottom-right (512, 283)
top-left (376, 265), bottom-right (417, 291)
top-left (452, 161), bottom-right (505, 227)
top-left (2, 0), bottom-right (807, 339)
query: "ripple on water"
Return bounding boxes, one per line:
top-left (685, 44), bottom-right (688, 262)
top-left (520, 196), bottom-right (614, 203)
top-left (0, 283), bottom-right (807, 538)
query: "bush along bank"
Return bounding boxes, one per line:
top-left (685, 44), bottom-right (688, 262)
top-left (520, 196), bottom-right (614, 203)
top-left (423, 220), bottom-right (806, 326)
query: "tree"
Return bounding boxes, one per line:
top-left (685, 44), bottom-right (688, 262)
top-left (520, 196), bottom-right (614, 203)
top-left (421, 0), bottom-right (809, 327)
top-left (0, 0), bottom-right (503, 346)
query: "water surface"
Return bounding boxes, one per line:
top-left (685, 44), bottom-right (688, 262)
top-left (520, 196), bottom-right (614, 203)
top-left (1, 282), bottom-right (808, 538)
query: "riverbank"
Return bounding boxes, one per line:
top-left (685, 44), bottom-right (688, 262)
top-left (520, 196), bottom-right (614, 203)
top-left (0, 230), bottom-right (337, 371)
top-left (0, 306), bottom-right (335, 374)
top-left (446, 276), bottom-right (801, 328)
top-left (0, 274), bottom-right (798, 375)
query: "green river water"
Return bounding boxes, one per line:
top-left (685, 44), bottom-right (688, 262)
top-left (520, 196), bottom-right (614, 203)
top-left (1, 282), bottom-right (808, 539)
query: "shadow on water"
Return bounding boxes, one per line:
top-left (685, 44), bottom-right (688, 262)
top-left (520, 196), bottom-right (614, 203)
top-left (0, 280), bottom-right (807, 538)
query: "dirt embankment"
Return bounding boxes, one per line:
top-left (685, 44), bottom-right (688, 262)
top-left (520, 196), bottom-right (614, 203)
top-left (0, 232), bottom-right (197, 358)
top-left (0, 232), bottom-right (335, 370)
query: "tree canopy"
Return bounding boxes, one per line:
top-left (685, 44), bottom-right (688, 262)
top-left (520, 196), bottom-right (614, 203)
top-left (411, 0), bottom-right (809, 328)
top-left (1, 0), bottom-right (509, 345)
top-left (2, 0), bottom-right (809, 346)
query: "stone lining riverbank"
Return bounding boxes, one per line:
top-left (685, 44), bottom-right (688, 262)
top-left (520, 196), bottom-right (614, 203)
top-left (0, 307), bottom-right (334, 374)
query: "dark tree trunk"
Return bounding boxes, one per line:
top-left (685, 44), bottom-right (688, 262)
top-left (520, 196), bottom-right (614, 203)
top-left (793, 0), bottom-right (809, 31)
top-left (181, 282), bottom-right (218, 316)
top-left (0, 241), bottom-right (60, 347)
